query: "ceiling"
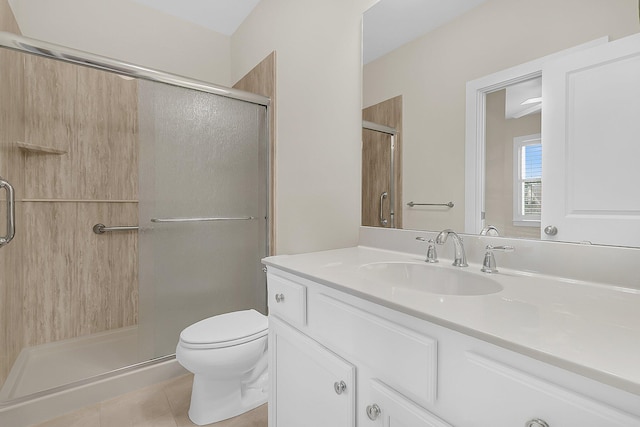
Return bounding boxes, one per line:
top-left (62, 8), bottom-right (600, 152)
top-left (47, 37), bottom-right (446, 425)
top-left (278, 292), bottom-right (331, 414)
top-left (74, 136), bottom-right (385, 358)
top-left (130, 0), bottom-right (487, 62)
top-left (363, 0), bottom-right (488, 64)
top-left (131, 0), bottom-right (262, 36)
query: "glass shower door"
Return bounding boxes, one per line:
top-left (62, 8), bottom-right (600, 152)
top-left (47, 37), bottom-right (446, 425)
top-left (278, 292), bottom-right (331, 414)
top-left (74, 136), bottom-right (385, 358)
top-left (138, 81), bottom-right (268, 359)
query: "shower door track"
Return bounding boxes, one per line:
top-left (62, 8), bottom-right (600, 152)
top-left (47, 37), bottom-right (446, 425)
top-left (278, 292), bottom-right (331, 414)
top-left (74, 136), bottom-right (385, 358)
top-left (0, 31), bottom-right (270, 107)
top-left (0, 354), bottom-right (175, 408)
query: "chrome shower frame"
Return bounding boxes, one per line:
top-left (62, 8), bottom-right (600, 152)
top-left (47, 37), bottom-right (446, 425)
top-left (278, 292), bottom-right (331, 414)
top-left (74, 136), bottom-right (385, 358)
top-left (0, 31), bottom-right (272, 408)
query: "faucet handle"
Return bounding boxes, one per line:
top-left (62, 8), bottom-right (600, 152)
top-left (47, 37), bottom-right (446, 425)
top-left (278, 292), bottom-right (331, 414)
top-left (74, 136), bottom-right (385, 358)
top-left (425, 239), bottom-right (438, 263)
top-left (486, 245), bottom-right (515, 252)
top-left (481, 245), bottom-right (514, 273)
top-left (415, 237), bottom-right (439, 263)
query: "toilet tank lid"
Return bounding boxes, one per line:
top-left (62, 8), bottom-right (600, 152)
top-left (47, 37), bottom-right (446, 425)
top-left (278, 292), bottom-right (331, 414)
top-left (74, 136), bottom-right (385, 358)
top-left (180, 309), bottom-right (268, 345)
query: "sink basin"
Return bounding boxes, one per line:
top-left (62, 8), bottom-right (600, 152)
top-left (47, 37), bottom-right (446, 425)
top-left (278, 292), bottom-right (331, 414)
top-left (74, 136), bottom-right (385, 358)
top-left (358, 262), bottom-right (503, 296)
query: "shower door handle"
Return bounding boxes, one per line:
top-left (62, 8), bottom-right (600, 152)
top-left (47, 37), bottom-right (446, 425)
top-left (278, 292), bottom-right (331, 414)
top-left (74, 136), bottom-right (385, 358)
top-left (0, 176), bottom-right (15, 248)
top-left (379, 191), bottom-right (388, 226)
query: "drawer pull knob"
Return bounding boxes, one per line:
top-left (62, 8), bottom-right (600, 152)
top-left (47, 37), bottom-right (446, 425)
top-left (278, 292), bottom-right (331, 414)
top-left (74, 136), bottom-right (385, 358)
top-left (526, 419), bottom-right (550, 427)
top-left (366, 404), bottom-right (381, 420)
top-left (275, 293), bottom-right (285, 303)
top-left (334, 380), bottom-right (347, 395)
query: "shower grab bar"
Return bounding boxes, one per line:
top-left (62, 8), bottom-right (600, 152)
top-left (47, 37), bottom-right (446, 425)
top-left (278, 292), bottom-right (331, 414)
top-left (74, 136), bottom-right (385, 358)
top-left (0, 176), bottom-right (15, 248)
top-left (93, 223), bottom-right (139, 234)
top-left (379, 192), bottom-right (388, 226)
top-left (151, 216), bottom-right (256, 223)
top-left (407, 201), bottom-right (454, 208)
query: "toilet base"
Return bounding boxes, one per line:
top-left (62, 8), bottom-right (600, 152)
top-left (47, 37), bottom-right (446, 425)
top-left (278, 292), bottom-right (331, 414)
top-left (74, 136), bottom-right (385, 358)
top-left (188, 372), bottom-right (268, 426)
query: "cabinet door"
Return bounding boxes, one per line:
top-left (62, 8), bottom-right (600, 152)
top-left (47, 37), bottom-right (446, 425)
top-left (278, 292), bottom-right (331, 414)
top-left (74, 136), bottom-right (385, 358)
top-left (270, 317), bottom-right (355, 427)
top-left (363, 379), bottom-right (452, 427)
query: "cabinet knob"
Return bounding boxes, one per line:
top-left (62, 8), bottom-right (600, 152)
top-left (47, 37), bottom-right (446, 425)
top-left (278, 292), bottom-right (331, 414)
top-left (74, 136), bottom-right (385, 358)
top-left (526, 419), bottom-right (550, 427)
top-left (333, 380), bottom-right (347, 395)
top-left (544, 225), bottom-right (558, 236)
top-left (275, 293), bottom-right (285, 303)
top-left (366, 404), bottom-right (381, 420)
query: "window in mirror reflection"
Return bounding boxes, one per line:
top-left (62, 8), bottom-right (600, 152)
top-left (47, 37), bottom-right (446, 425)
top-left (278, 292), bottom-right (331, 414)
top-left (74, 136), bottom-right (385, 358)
top-left (514, 135), bottom-right (542, 225)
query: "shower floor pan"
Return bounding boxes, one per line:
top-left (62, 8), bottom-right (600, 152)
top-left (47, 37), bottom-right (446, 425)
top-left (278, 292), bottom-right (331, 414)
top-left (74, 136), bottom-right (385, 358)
top-left (0, 326), bottom-right (140, 401)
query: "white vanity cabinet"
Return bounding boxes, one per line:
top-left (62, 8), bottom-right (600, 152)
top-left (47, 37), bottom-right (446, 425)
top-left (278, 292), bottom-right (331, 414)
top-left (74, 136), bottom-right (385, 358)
top-left (267, 270), bottom-right (451, 427)
top-left (268, 273), bottom-right (355, 427)
top-left (266, 268), bottom-right (640, 427)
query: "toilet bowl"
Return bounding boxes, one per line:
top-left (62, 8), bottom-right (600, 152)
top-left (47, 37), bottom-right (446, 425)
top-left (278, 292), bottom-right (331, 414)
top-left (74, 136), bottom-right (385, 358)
top-left (176, 309), bottom-right (268, 426)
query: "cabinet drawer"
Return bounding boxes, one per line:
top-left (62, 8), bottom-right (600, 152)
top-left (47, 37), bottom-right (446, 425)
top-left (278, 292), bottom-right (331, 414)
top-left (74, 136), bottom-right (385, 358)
top-left (451, 352), bottom-right (640, 426)
top-left (309, 294), bottom-right (437, 406)
top-left (365, 379), bottom-right (452, 427)
top-left (267, 273), bottom-right (307, 328)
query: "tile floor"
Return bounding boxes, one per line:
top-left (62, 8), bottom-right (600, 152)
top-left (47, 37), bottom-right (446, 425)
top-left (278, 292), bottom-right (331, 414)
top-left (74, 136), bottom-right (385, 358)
top-left (31, 374), bottom-right (267, 427)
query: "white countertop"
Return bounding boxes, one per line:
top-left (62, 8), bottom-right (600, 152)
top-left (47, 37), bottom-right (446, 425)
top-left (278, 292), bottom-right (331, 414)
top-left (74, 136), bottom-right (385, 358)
top-left (263, 246), bottom-right (640, 396)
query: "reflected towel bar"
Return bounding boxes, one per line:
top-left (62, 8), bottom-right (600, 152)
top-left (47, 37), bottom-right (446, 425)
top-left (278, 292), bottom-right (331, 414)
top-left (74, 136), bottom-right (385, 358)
top-left (150, 216), bottom-right (256, 223)
top-left (407, 201), bottom-right (454, 208)
top-left (93, 223), bottom-right (139, 234)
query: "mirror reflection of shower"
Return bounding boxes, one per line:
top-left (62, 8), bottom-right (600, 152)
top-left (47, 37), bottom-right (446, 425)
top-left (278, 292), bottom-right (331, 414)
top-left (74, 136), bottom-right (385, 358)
top-left (362, 95), bottom-right (403, 229)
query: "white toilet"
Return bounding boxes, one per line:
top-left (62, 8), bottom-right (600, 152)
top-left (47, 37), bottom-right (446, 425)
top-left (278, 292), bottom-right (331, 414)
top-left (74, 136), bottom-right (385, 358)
top-left (176, 309), bottom-right (268, 426)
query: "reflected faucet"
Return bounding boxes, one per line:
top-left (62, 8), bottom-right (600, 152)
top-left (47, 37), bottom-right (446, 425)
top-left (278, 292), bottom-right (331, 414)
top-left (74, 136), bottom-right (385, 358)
top-left (435, 229), bottom-right (468, 267)
top-left (480, 225), bottom-right (499, 236)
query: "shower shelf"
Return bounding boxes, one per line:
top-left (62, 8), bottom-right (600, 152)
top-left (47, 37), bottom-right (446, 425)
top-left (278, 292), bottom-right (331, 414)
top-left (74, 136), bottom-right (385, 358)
top-left (16, 141), bottom-right (67, 155)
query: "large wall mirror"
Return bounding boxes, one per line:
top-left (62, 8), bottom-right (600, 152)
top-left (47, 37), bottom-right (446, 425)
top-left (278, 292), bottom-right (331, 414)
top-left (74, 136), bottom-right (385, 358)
top-left (362, 0), bottom-right (640, 247)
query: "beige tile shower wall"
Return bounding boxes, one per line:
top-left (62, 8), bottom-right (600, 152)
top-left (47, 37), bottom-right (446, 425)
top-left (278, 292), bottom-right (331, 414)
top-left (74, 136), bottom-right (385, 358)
top-left (22, 56), bottom-right (76, 199)
top-left (1, 48), bottom-right (139, 389)
top-left (75, 67), bottom-right (138, 201)
top-left (21, 201), bottom-right (138, 346)
top-left (0, 0), bottom-right (25, 388)
top-left (23, 57), bottom-right (138, 200)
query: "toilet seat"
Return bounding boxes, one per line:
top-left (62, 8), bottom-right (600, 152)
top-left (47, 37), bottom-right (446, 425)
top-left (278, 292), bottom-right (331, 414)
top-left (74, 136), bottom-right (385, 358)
top-left (179, 309), bottom-right (268, 350)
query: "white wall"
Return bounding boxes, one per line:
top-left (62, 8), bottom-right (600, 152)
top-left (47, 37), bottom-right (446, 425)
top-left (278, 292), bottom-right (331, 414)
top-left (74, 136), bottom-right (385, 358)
top-left (363, 0), bottom-right (640, 232)
top-left (232, 0), bottom-right (374, 255)
top-left (9, 0), bottom-right (231, 84)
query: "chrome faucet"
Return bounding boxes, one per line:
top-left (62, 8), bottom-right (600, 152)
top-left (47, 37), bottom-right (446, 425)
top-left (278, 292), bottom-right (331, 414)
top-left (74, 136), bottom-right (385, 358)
top-left (435, 229), bottom-right (468, 267)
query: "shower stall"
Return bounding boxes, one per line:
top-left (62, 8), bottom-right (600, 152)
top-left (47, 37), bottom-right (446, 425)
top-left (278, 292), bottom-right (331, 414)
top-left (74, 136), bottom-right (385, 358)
top-left (0, 32), bottom-right (270, 416)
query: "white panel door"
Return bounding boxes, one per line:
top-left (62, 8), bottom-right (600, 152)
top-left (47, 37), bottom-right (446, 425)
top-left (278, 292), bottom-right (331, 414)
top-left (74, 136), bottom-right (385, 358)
top-left (541, 33), bottom-right (640, 246)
